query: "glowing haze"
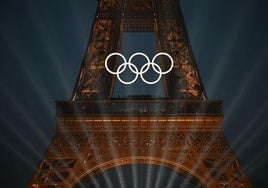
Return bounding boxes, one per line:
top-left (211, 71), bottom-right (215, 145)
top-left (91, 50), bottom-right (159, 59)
top-left (0, 0), bottom-right (267, 187)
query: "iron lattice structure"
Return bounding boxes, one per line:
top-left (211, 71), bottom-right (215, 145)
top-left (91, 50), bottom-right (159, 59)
top-left (72, 0), bottom-right (207, 100)
top-left (28, 0), bottom-right (252, 187)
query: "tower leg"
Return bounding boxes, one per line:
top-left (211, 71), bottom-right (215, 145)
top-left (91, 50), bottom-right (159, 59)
top-left (72, 1), bottom-right (122, 100)
top-left (155, 0), bottom-right (207, 100)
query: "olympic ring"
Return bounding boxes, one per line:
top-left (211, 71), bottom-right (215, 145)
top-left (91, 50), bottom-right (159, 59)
top-left (105, 52), bottom-right (173, 85)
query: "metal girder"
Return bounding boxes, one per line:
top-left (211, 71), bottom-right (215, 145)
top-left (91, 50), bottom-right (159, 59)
top-left (28, 0), bottom-right (252, 187)
top-left (28, 112), bottom-right (252, 187)
top-left (71, 0), bottom-right (207, 100)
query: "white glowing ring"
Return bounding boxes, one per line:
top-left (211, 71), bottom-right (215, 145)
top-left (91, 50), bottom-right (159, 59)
top-left (152, 52), bottom-right (173, 74)
top-left (105, 52), bottom-right (173, 85)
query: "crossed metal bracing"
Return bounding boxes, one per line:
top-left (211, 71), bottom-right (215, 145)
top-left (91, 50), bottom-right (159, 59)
top-left (28, 115), bottom-right (252, 187)
top-left (28, 0), bottom-right (252, 187)
top-left (72, 0), bottom-right (207, 100)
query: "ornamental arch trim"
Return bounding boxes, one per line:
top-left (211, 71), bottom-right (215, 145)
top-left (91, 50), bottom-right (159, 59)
top-left (72, 156), bottom-right (207, 188)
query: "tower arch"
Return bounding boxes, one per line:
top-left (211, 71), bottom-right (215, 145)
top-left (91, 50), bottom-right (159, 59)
top-left (72, 157), bottom-right (206, 188)
top-left (28, 0), bottom-right (252, 187)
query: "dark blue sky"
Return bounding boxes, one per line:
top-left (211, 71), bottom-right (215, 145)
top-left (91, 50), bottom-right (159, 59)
top-left (0, 0), bottom-right (268, 187)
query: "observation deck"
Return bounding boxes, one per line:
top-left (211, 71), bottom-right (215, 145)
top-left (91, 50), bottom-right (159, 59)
top-left (56, 96), bottom-right (223, 117)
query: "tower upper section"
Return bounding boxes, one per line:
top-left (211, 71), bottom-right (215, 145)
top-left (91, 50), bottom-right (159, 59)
top-left (72, 0), bottom-right (207, 100)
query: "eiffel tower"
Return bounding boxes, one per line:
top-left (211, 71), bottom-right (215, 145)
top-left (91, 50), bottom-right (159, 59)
top-left (28, 0), bottom-right (252, 187)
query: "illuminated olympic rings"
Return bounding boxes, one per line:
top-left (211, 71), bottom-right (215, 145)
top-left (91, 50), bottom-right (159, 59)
top-left (105, 52), bottom-right (173, 85)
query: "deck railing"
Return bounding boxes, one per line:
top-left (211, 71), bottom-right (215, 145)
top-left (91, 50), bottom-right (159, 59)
top-left (56, 100), bottom-right (223, 116)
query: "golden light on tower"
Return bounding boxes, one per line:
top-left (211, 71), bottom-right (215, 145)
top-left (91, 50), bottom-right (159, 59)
top-left (28, 0), bottom-right (252, 187)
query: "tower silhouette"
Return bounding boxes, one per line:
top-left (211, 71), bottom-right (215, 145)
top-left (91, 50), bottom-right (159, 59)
top-left (29, 0), bottom-right (252, 187)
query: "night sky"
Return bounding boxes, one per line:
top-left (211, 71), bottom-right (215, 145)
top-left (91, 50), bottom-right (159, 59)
top-left (0, 0), bottom-right (268, 187)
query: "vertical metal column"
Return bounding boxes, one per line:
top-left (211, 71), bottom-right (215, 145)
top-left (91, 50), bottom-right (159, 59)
top-left (72, 0), bottom-right (122, 100)
top-left (155, 0), bottom-right (207, 100)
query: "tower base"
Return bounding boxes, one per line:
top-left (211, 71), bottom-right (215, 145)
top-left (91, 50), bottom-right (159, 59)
top-left (29, 100), bottom-right (252, 188)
